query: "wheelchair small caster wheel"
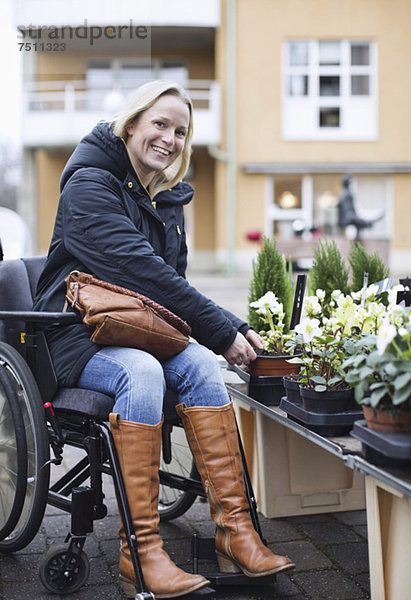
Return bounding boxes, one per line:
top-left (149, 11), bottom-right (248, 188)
top-left (39, 543), bottom-right (90, 595)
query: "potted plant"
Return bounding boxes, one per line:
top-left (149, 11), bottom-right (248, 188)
top-left (239, 238), bottom-right (299, 405)
top-left (247, 237), bottom-right (297, 375)
top-left (348, 242), bottom-right (390, 295)
top-left (286, 289), bottom-right (357, 413)
top-left (342, 302), bottom-right (411, 431)
top-left (280, 286), bottom-right (390, 435)
top-left (307, 238), bottom-right (390, 310)
top-left (308, 239), bottom-right (350, 315)
top-left (281, 371), bottom-right (304, 405)
top-left (238, 289), bottom-right (300, 406)
top-left (248, 237), bottom-right (292, 337)
top-left (248, 291), bottom-right (298, 376)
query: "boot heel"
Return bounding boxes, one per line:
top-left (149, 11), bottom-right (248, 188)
top-left (216, 551), bottom-right (241, 574)
top-left (119, 575), bottom-right (137, 598)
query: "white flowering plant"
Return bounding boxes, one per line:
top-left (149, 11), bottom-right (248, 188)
top-left (249, 291), bottom-right (295, 354)
top-left (341, 302), bottom-right (411, 410)
top-left (286, 286), bottom-right (390, 392)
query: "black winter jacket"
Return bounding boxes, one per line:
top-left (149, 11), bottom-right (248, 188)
top-left (33, 122), bottom-right (248, 386)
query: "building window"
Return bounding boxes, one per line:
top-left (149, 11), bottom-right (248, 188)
top-left (265, 174), bottom-right (390, 244)
top-left (289, 74), bottom-right (308, 96)
top-left (265, 175), bottom-right (312, 240)
top-left (319, 107), bottom-right (340, 128)
top-left (319, 76), bottom-right (340, 96)
top-left (319, 41), bottom-right (340, 66)
top-left (351, 75), bottom-right (370, 96)
top-left (289, 41), bottom-right (309, 66)
top-left (351, 43), bottom-right (370, 66)
top-left (283, 39), bottom-right (377, 140)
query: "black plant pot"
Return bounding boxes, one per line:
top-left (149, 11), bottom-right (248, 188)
top-left (300, 386), bottom-right (357, 414)
top-left (233, 364), bottom-right (285, 406)
top-left (351, 420), bottom-right (411, 467)
top-left (283, 376), bottom-right (302, 404)
top-left (280, 397), bottom-right (363, 437)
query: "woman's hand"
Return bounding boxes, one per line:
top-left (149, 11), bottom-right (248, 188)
top-left (245, 329), bottom-right (264, 351)
top-left (223, 331), bottom-right (261, 366)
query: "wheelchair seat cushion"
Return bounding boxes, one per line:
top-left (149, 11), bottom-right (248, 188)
top-left (52, 388), bottom-right (115, 420)
top-left (52, 387), bottom-right (180, 422)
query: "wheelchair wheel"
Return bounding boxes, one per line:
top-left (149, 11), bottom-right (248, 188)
top-left (0, 342), bottom-right (50, 553)
top-left (39, 543), bottom-right (90, 595)
top-left (0, 365), bottom-right (28, 540)
top-left (159, 423), bottom-right (200, 521)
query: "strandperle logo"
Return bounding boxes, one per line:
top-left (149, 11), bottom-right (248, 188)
top-left (17, 19), bottom-right (149, 46)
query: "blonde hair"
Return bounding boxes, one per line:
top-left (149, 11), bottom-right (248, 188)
top-left (113, 80), bottom-right (193, 198)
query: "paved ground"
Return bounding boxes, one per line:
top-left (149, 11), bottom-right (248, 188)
top-left (0, 272), bottom-right (371, 599)
top-left (0, 485), bottom-right (370, 600)
top-left (0, 465), bottom-right (370, 600)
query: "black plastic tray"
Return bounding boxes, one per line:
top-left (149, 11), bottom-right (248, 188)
top-left (233, 364), bottom-right (285, 406)
top-left (280, 397), bottom-right (363, 437)
top-left (351, 420), bottom-right (411, 466)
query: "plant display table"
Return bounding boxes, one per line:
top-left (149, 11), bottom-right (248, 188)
top-left (223, 367), bottom-right (411, 600)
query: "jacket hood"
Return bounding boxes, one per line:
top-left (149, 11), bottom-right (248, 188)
top-left (60, 121), bottom-right (193, 206)
top-left (60, 121), bottom-right (129, 191)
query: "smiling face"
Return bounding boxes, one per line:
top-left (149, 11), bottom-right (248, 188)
top-left (125, 94), bottom-right (190, 188)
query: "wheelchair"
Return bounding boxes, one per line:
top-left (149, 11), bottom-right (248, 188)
top-left (0, 253), bottom-right (270, 598)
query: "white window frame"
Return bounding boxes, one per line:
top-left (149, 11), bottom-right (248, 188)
top-left (282, 39), bottom-right (378, 141)
top-left (264, 175), bottom-right (313, 239)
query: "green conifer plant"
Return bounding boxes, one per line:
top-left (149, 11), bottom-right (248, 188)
top-left (348, 242), bottom-right (390, 292)
top-left (308, 239), bottom-right (350, 312)
top-left (247, 237), bottom-right (292, 334)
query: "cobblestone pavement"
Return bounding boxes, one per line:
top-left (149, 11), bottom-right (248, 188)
top-left (0, 473), bottom-right (370, 600)
top-left (0, 272), bottom-right (371, 599)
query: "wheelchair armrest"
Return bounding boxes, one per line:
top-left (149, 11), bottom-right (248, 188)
top-left (0, 311), bottom-right (81, 325)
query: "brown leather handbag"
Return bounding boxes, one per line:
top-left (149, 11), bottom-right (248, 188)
top-left (64, 271), bottom-right (191, 359)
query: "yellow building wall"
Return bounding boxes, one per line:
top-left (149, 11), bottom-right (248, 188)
top-left (236, 172), bottom-right (266, 247)
top-left (191, 147), bottom-right (215, 250)
top-left (235, 0), bottom-right (411, 164)
top-left (392, 175), bottom-right (411, 250)
top-left (36, 150), bottom-right (70, 252)
top-left (37, 49), bottom-right (214, 81)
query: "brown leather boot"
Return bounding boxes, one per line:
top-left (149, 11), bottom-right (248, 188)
top-left (176, 402), bottom-right (295, 578)
top-left (109, 413), bottom-right (210, 598)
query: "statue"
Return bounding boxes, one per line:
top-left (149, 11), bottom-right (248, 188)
top-left (337, 176), bottom-right (383, 239)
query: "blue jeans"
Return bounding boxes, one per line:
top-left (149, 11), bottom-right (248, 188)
top-left (77, 342), bottom-right (230, 425)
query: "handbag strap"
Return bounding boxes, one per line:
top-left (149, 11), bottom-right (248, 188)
top-left (71, 272), bottom-right (192, 337)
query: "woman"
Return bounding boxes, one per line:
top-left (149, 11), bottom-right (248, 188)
top-left (33, 80), bottom-right (295, 598)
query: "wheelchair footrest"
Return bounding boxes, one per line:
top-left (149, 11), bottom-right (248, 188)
top-left (191, 535), bottom-right (277, 588)
top-left (206, 572), bottom-right (276, 587)
top-left (191, 535), bottom-right (215, 561)
top-left (175, 587), bottom-right (216, 599)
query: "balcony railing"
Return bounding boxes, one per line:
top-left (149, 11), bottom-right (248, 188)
top-left (25, 79), bottom-right (217, 112)
top-left (22, 79), bottom-right (220, 147)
